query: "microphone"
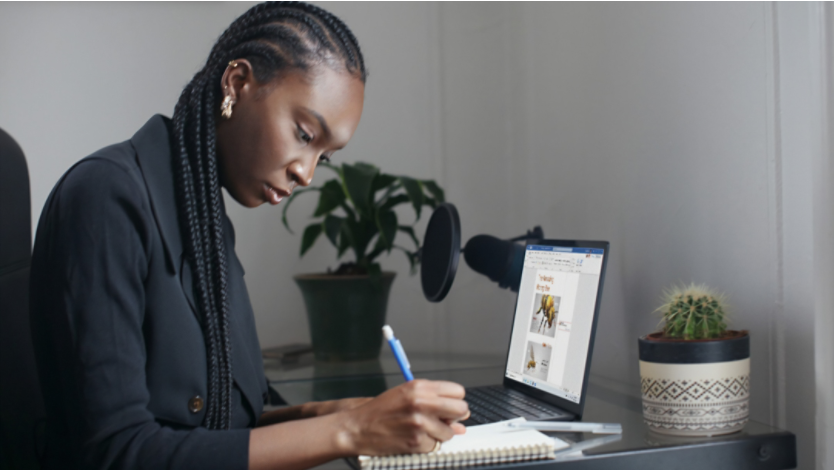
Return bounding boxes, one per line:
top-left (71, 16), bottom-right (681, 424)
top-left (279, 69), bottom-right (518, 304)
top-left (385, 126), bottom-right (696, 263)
top-left (419, 201), bottom-right (544, 301)
top-left (463, 235), bottom-right (526, 292)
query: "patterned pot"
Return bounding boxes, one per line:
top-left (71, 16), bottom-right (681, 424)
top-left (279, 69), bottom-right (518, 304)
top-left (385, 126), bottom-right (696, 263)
top-left (638, 331), bottom-right (749, 437)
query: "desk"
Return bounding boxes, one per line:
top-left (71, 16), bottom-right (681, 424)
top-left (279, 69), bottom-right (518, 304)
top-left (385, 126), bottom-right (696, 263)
top-left (266, 351), bottom-right (796, 470)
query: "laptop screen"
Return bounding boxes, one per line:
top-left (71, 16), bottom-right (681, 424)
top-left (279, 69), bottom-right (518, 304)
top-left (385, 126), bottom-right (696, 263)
top-left (504, 244), bottom-right (605, 404)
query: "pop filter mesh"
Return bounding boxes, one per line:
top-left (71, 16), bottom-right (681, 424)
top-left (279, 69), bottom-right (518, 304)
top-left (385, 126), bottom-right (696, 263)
top-left (420, 203), bottom-right (460, 302)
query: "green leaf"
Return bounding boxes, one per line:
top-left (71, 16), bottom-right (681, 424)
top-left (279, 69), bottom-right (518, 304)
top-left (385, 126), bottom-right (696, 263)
top-left (343, 162), bottom-right (379, 219)
top-left (422, 180), bottom-right (445, 203)
top-left (337, 224), bottom-right (351, 258)
top-left (300, 223), bottom-right (323, 256)
top-left (375, 180), bottom-right (401, 203)
top-left (323, 215), bottom-right (343, 249)
top-left (368, 236), bottom-right (387, 263)
top-left (281, 186), bottom-right (320, 234)
top-left (398, 225), bottom-right (419, 248)
top-left (399, 176), bottom-right (424, 220)
top-left (319, 161), bottom-right (342, 177)
top-left (341, 216), bottom-right (358, 255)
top-left (375, 210), bottom-right (398, 252)
top-left (314, 180), bottom-right (346, 217)
top-left (354, 162), bottom-right (379, 173)
top-left (371, 173), bottom-right (398, 193)
top-left (379, 194), bottom-right (410, 213)
top-left (344, 215), bottom-right (375, 261)
top-left (339, 201), bottom-right (357, 221)
top-left (283, 161), bottom-right (445, 271)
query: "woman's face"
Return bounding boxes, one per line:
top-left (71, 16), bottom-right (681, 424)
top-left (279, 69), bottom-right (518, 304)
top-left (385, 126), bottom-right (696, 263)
top-left (216, 62), bottom-right (365, 208)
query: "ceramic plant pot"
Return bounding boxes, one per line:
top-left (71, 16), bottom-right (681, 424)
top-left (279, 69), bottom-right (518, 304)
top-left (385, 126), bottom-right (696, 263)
top-left (638, 331), bottom-right (750, 437)
top-left (294, 272), bottom-right (396, 362)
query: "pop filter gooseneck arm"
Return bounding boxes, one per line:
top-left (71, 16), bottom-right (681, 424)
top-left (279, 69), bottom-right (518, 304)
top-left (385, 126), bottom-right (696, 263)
top-left (507, 226), bottom-right (544, 244)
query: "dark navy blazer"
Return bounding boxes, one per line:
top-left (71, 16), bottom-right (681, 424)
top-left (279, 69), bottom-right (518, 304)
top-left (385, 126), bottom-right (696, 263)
top-left (30, 115), bottom-right (269, 470)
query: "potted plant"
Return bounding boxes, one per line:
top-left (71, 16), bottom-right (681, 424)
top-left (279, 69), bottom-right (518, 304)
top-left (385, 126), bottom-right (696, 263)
top-left (638, 283), bottom-right (750, 437)
top-left (282, 161), bottom-right (444, 361)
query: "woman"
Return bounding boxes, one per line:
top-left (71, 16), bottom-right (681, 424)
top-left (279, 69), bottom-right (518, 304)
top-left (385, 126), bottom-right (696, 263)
top-left (29, 3), bottom-right (469, 469)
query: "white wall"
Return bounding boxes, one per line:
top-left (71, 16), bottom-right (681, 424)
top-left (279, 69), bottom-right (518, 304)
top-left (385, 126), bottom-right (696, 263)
top-left (518, 0), bottom-right (779, 422)
top-left (1, 2), bottom-right (828, 468)
top-left (0, 2), bottom-right (255, 216)
top-left (432, 3), bottom-right (829, 468)
top-left (0, 1), bottom-right (449, 353)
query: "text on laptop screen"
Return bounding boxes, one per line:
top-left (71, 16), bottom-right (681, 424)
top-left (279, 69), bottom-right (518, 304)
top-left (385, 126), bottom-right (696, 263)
top-left (504, 245), bottom-right (604, 403)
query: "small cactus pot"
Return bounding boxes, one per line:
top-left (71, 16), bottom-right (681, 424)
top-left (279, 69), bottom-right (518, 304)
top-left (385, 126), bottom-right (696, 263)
top-left (638, 331), bottom-right (750, 437)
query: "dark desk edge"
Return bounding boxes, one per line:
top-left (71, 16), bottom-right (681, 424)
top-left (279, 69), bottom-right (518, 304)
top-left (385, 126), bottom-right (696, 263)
top-left (470, 431), bottom-right (796, 470)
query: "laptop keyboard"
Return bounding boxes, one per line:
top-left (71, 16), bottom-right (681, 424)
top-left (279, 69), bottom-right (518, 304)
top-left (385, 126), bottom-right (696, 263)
top-left (461, 385), bottom-right (569, 425)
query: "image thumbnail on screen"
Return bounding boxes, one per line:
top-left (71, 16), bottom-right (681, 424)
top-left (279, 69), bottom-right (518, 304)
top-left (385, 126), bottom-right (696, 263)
top-left (523, 341), bottom-right (553, 381)
top-left (529, 293), bottom-right (560, 338)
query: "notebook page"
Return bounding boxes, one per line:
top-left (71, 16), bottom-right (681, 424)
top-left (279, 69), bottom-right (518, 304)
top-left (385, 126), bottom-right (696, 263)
top-left (356, 417), bottom-right (570, 467)
top-left (436, 418), bottom-right (569, 454)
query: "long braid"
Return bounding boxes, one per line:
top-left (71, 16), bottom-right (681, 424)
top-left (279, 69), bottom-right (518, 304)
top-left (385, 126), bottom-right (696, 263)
top-left (172, 1), bottom-right (366, 430)
top-left (178, 81), bottom-right (227, 428)
top-left (191, 81), bottom-right (230, 427)
top-left (188, 79), bottom-right (225, 428)
top-left (204, 96), bottom-right (234, 429)
top-left (172, 92), bottom-right (222, 428)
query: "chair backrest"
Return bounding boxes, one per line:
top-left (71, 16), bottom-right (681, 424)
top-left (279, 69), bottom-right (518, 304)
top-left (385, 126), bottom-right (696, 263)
top-left (0, 127), bottom-right (45, 469)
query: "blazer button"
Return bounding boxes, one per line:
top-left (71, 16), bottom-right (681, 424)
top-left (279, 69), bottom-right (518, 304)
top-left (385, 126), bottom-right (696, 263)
top-left (188, 396), bottom-right (204, 413)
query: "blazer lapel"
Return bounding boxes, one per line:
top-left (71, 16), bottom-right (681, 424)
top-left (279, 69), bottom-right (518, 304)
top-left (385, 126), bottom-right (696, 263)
top-left (132, 115), bottom-right (265, 416)
top-left (131, 115), bottom-right (205, 333)
top-left (131, 115), bottom-right (182, 275)
top-left (132, 115), bottom-right (202, 326)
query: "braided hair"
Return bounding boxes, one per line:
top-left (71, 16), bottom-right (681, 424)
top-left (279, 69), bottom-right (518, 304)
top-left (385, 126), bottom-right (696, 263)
top-left (171, 1), bottom-right (366, 430)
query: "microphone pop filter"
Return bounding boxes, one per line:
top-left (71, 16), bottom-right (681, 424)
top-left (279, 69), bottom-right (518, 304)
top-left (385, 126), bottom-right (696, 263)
top-left (420, 203), bottom-right (461, 302)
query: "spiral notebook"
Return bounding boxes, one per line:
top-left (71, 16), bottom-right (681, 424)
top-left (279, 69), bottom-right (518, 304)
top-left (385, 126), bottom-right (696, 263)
top-left (351, 418), bottom-right (568, 470)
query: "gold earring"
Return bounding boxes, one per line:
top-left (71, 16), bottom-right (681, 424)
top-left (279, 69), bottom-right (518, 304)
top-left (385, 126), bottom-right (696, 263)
top-left (220, 95), bottom-right (234, 119)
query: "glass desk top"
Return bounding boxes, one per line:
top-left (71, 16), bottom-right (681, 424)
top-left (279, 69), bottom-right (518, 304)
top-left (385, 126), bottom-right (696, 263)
top-left (264, 349), bottom-right (505, 385)
top-left (265, 357), bottom-right (796, 470)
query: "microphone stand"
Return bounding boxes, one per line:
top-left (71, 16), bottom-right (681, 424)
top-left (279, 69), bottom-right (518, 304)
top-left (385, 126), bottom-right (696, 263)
top-left (506, 226), bottom-right (544, 244)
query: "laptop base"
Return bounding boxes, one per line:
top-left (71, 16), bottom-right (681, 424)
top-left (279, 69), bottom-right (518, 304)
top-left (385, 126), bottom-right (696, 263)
top-left (462, 385), bottom-right (575, 426)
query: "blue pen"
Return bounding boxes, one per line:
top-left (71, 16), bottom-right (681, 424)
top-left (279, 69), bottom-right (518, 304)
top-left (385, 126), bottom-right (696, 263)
top-left (383, 325), bottom-right (414, 381)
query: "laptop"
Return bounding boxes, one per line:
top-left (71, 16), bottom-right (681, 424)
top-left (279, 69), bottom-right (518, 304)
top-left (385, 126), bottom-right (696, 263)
top-left (461, 239), bottom-right (609, 425)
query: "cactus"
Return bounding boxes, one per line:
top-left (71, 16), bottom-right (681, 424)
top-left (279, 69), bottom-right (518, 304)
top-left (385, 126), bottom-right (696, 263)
top-left (655, 283), bottom-right (728, 340)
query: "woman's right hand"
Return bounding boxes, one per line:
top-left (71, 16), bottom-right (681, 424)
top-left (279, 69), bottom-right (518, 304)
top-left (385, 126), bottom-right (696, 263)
top-left (336, 379), bottom-right (470, 456)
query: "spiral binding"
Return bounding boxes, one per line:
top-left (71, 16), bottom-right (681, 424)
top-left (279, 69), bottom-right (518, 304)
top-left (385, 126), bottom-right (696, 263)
top-left (358, 442), bottom-right (556, 470)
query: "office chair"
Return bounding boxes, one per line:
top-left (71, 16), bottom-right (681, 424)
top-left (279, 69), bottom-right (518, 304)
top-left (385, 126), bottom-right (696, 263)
top-left (0, 128), bottom-right (45, 469)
